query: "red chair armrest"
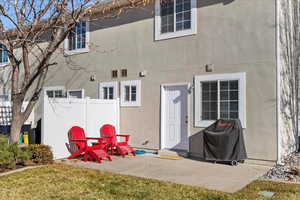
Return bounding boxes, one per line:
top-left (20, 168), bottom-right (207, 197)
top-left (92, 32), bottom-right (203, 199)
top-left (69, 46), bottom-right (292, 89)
top-left (70, 138), bottom-right (88, 142)
top-left (116, 134), bottom-right (130, 142)
top-left (86, 137), bottom-right (102, 140)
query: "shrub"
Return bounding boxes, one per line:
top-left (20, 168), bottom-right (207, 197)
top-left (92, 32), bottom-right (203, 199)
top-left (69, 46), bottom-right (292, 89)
top-left (0, 135), bottom-right (32, 169)
top-left (27, 144), bottom-right (53, 164)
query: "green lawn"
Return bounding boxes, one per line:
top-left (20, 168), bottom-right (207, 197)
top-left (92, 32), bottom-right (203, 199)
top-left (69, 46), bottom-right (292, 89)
top-left (0, 164), bottom-right (299, 200)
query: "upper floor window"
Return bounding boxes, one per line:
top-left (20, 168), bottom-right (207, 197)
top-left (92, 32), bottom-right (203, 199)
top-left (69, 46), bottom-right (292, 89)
top-left (0, 44), bottom-right (8, 66)
top-left (194, 73), bottom-right (246, 128)
top-left (64, 21), bottom-right (89, 55)
top-left (155, 0), bottom-right (197, 40)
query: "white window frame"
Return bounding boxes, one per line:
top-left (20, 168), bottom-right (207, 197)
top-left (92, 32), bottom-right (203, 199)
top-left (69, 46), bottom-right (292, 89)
top-left (194, 72), bottom-right (246, 128)
top-left (64, 21), bottom-right (90, 56)
top-left (44, 86), bottom-right (66, 98)
top-left (120, 80), bottom-right (141, 107)
top-left (99, 81), bottom-right (119, 100)
top-left (155, 0), bottom-right (197, 41)
top-left (67, 89), bottom-right (85, 99)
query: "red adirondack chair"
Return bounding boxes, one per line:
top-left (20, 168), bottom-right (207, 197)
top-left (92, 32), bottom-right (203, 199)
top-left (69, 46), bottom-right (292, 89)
top-left (100, 124), bottom-right (136, 157)
top-left (66, 126), bottom-right (112, 163)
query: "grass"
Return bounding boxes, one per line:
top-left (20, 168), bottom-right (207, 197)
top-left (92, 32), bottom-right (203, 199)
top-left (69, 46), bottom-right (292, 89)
top-left (0, 164), bottom-right (299, 200)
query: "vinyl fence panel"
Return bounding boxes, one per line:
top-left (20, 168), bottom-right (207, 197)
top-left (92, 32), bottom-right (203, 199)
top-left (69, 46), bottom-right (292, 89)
top-left (42, 97), bottom-right (119, 159)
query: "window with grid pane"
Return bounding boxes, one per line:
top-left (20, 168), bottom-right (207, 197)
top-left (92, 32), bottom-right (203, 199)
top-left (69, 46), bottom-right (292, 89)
top-left (0, 44), bottom-right (8, 65)
top-left (46, 89), bottom-right (65, 98)
top-left (124, 85), bottom-right (137, 102)
top-left (121, 80), bottom-right (141, 107)
top-left (160, 0), bottom-right (191, 34)
top-left (195, 73), bottom-right (246, 128)
top-left (220, 80), bottom-right (239, 119)
top-left (99, 82), bottom-right (118, 100)
top-left (68, 21), bottom-right (87, 51)
top-left (201, 80), bottom-right (239, 121)
top-left (103, 87), bottom-right (114, 100)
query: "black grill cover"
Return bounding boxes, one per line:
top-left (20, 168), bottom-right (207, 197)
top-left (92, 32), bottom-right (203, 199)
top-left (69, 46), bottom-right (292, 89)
top-left (203, 119), bottom-right (247, 162)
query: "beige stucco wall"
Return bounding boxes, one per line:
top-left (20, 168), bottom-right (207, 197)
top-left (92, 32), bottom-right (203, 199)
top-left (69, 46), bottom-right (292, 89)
top-left (41, 0), bottom-right (277, 161)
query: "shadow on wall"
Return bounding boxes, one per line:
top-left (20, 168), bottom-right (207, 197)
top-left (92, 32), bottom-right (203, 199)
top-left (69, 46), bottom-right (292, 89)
top-left (41, 0), bottom-right (237, 89)
top-left (89, 0), bottom-right (236, 32)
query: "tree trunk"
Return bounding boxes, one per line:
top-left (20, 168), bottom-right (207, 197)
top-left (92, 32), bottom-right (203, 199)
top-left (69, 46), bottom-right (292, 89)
top-left (9, 95), bottom-right (25, 144)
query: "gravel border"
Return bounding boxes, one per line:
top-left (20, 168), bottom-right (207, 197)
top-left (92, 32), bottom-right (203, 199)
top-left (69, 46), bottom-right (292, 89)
top-left (262, 152), bottom-right (300, 183)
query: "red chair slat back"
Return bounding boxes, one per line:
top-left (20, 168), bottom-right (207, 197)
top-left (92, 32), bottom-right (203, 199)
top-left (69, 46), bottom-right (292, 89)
top-left (100, 124), bottom-right (118, 146)
top-left (68, 126), bottom-right (87, 150)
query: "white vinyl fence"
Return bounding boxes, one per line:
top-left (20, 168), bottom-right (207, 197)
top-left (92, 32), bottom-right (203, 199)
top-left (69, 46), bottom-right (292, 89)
top-left (41, 97), bottom-right (120, 159)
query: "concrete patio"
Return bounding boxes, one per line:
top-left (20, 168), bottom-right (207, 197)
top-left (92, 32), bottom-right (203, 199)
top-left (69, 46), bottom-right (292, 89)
top-left (59, 154), bottom-right (271, 193)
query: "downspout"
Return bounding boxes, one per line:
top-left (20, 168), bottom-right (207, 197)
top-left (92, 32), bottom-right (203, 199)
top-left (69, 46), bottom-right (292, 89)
top-left (276, 0), bottom-right (283, 165)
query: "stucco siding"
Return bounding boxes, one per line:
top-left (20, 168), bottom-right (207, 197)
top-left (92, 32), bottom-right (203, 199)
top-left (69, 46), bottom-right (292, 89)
top-left (41, 0), bottom-right (277, 160)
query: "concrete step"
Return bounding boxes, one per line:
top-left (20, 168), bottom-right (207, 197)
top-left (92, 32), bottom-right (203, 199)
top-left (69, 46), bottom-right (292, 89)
top-left (158, 149), bottom-right (189, 158)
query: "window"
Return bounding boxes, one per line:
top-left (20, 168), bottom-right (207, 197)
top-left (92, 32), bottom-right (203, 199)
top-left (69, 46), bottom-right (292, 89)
top-left (44, 86), bottom-right (65, 98)
top-left (0, 94), bottom-right (10, 102)
top-left (194, 73), bottom-right (246, 128)
top-left (64, 21), bottom-right (89, 55)
top-left (121, 69), bottom-right (127, 77)
top-left (121, 80), bottom-right (141, 107)
top-left (155, 0), bottom-right (197, 40)
top-left (0, 44), bottom-right (8, 66)
top-left (99, 82), bottom-right (118, 100)
top-left (67, 89), bottom-right (85, 99)
top-left (112, 70), bottom-right (118, 78)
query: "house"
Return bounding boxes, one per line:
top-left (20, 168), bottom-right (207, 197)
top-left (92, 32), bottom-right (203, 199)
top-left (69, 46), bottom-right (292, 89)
top-left (0, 0), bottom-right (298, 164)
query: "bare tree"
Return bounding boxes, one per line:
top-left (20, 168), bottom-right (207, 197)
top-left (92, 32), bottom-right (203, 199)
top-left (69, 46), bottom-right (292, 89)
top-left (0, 0), bottom-right (150, 143)
top-left (279, 0), bottom-right (300, 153)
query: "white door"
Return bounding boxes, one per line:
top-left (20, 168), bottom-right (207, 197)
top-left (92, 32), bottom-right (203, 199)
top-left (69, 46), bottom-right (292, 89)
top-left (163, 85), bottom-right (188, 150)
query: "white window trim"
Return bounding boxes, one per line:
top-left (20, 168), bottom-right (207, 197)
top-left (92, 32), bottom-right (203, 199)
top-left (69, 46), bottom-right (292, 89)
top-left (0, 61), bottom-right (8, 67)
top-left (67, 89), bottom-right (85, 99)
top-left (194, 72), bottom-right (246, 128)
top-left (99, 81), bottom-right (119, 100)
top-left (44, 86), bottom-right (66, 98)
top-left (0, 45), bottom-right (8, 66)
top-left (155, 0), bottom-right (197, 41)
top-left (120, 80), bottom-right (141, 107)
top-left (64, 21), bottom-right (90, 56)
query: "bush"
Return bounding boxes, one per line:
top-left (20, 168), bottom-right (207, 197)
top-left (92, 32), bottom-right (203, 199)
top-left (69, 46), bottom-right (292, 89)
top-left (0, 135), bottom-right (32, 169)
top-left (27, 144), bottom-right (53, 164)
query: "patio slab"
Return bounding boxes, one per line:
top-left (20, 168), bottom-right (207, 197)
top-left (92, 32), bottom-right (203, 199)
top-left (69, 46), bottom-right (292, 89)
top-left (59, 154), bottom-right (271, 193)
